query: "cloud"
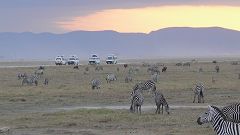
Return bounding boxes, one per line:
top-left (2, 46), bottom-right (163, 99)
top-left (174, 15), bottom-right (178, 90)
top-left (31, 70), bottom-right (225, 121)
top-left (57, 5), bottom-right (240, 33)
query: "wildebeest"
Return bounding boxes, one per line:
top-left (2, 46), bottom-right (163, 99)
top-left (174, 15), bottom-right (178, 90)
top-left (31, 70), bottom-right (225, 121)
top-left (162, 66), bottom-right (167, 72)
top-left (124, 64), bottom-right (128, 68)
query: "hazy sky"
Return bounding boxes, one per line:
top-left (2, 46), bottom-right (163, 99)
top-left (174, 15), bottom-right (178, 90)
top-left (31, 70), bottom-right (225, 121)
top-left (1, 0), bottom-right (240, 33)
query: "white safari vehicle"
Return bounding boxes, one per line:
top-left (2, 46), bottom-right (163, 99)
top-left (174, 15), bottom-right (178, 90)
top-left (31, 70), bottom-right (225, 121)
top-left (106, 54), bottom-right (118, 64)
top-left (89, 54), bottom-right (100, 65)
top-left (67, 55), bottom-right (79, 65)
top-left (55, 56), bottom-right (67, 65)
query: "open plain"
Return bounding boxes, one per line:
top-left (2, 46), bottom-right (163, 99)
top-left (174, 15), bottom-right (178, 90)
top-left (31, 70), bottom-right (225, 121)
top-left (0, 59), bottom-right (239, 135)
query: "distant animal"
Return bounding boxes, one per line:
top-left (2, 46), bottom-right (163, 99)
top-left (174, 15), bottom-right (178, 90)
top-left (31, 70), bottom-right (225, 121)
top-left (124, 64), bottom-right (128, 68)
top-left (106, 74), bottom-right (117, 83)
top-left (193, 83), bottom-right (205, 103)
top-left (215, 65), bottom-right (220, 73)
top-left (35, 69), bottom-right (43, 76)
top-left (73, 65), bottom-right (79, 69)
top-left (125, 75), bottom-right (133, 83)
top-left (212, 76), bottom-right (216, 83)
top-left (222, 103), bottom-right (240, 123)
top-left (130, 89), bottom-right (144, 114)
top-left (154, 91), bottom-right (170, 114)
top-left (91, 79), bottom-right (101, 90)
top-left (162, 66), bottom-right (167, 72)
top-left (212, 60), bottom-right (217, 64)
top-left (38, 66), bottom-right (45, 70)
top-left (22, 75), bottom-right (38, 86)
top-left (133, 80), bottom-right (156, 93)
top-left (44, 78), bottom-right (49, 85)
top-left (176, 63), bottom-right (182, 66)
top-left (17, 73), bottom-right (27, 80)
top-left (183, 62), bottom-right (191, 67)
top-left (95, 66), bottom-right (103, 71)
top-left (197, 105), bottom-right (240, 135)
top-left (117, 67), bottom-right (120, 72)
top-left (199, 68), bottom-right (203, 72)
top-left (147, 66), bottom-right (160, 75)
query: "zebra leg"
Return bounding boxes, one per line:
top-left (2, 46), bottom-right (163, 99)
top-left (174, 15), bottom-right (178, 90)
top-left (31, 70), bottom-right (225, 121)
top-left (202, 96), bottom-right (204, 103)
top-left (139, 106), bottom-right (141, 114)
top-left (193, 94), bottom-right (196, 103)
top-left (156, 105), bottom-right (158, 114)
top-left (161, 105), bottom-right (164, 114)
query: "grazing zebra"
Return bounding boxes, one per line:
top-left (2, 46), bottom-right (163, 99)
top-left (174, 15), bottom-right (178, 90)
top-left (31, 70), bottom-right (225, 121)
top-left (162, 66), bottom-right (167, 72)
top-left (147, 66), bottom-right (160, 75)
top-left (38, 66), bottom-right (45, 70)
top-left (154, 91), bottom-right (170, 114)
top-left (151, 73), bottom-right (159, 83)
top-left (125, 75), bottom-right (133, 83)
top-left (133, 80), bottom-right (156, 93)
top-left (91, 79), bottom-right (101, 90)
top-left (193, 83), bottom-right (205, 103)
top-left (197, 105), bottom-right (240, 135)
top-left (44, 78), bottom-right (49, 85)
top-left (130, 89), bottom-right (144, 114)
top-left (106, 74), bottom-right (117, 83)
top-left (35, 69), bottom-right (43, 76)
top-left (22, 75), bottom-right (38, 86)
top-left (215, 65), bottom-right (220, 73)
top-left (222, 103), bottom-right (240, 123)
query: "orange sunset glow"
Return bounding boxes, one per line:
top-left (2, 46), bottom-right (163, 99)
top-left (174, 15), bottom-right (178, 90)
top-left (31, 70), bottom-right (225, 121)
top-left (57, 6), bottom-right (240, 33)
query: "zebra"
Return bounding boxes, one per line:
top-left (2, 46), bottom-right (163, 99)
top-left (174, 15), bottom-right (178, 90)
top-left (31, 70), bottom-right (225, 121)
top-left (193, 83), bottom-right (205, 103)
top-left (17, 73), bottom-right (27, 80)
top-left (222, 103), bottom-right (240, 123)
top-left (197, 105), bottom-right (240, 135)
top-left (44, 78), bottom-right (49, 85)
top-left (130, 89), bottom-right (144, 114)
top-left (154, 91), bottom-right (170, 114)
top-left (125, 75), bottom-right (133, 83)
top-left (215, 65), bottom-right (220, 73)
top-left (22, 75), bottom-right (38, 86)
top-left (106, 74), bottom-right (117, 83)
top-left (133, 80), bottom-right (156, 93)
top-left (91, 79), bottom-right (101, 90)
top-left (151, 73), bottom-right (159, 83)
top-left (147, 66), bottom-right (160, 75)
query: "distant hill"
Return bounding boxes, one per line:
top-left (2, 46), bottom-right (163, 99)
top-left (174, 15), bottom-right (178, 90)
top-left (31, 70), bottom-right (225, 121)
top-left (0, 27), bottom-right (240, 60)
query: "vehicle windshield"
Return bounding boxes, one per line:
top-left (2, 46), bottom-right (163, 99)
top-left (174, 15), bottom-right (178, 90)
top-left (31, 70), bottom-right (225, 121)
top-left (69, 58), bottom-right (75, 60)
top-left (92, 55), bottom-right (98, 57)
top-left (107, 57), bottom-right (113, 60)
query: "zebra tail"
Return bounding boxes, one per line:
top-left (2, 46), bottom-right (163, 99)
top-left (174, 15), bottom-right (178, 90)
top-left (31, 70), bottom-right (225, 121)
top-left (200, 91), bottom-right (204, 97)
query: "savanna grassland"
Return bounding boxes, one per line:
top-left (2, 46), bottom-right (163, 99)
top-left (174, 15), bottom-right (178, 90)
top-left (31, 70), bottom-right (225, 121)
top-left (0, 59), bottom-right (239, 135)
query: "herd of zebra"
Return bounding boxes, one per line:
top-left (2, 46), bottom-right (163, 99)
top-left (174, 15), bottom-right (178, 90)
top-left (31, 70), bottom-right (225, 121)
top-left (17, 66), bottom-right (49, 86)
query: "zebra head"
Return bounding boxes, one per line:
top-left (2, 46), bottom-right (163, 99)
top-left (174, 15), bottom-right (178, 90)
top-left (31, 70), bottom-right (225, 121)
top-left (197, 105), bottom-right (225, 125)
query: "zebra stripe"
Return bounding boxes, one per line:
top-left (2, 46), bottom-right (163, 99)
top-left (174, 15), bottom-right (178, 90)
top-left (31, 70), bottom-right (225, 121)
top-left (154, 91), bottom-right (169, 114)
top-left (91, 79), bottom-right (101, 90)
top-left (197, 106), bottom-right (240, 135)
top-left (193, 83), bottom-right (204, 103)
top-left (133, 80), bottom-right (156, 93)
top-left (222, 103), bottom-right (240, 123)
top-left (130, 90), bottom-right (144, 114)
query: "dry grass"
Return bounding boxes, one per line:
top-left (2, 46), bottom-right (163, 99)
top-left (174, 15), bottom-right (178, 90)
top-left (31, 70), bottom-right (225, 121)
top-left (0, 59), bottom-right (239, 134)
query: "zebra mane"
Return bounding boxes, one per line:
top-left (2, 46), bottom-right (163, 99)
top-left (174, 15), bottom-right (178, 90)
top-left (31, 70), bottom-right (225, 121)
top-left (211, 106), bottom-right (227, 120)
